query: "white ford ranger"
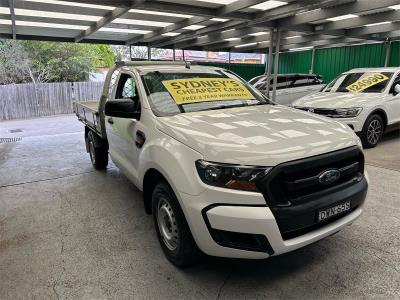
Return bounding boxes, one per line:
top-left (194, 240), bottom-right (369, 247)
top-left (74, 61), bottom-right (368, 267)
top-left (292, 68), bottom-right (400, 148)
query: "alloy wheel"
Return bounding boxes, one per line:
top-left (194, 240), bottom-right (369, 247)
top-left (367, 119), bottom-right (382, 145)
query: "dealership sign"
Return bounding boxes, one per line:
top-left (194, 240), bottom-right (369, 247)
top-left (346, 73), bottom-right (389, 93)
top-left (162, 77), bottom-right (255, 104)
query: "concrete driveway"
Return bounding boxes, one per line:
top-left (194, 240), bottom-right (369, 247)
top-left (0, 115), bottom-right (399, 299)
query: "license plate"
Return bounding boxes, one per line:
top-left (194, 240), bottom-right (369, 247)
top-left (318, 201), bottom-right (351, 222)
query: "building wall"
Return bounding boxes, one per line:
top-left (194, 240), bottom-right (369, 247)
top-left (313, 43), bottom-right (387, 82)
top-left (277, 50), bottom-right (313, 74)
top-left (389, 41), bottom-right (400, 67)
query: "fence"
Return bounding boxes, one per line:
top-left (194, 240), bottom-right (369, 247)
top-left (0, 81), bottom-right (103, 120)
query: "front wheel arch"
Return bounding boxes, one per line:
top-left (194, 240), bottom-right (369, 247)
top-left (367, 109), bottom-right (388, 130)
top-left (142, 168), bottom-right (169, 214)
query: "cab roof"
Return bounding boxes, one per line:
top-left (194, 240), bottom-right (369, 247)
top-left (115, 60), bottom-right (225, 74)
top-left (134, 64), bottom-right (224, 74)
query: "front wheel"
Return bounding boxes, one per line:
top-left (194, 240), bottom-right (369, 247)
top-left (360, 114), bottom-right (384, 148)
top-left (152, 182), bottom-right (201, 267)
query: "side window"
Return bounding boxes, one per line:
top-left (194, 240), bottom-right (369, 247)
top-left (275, 76), bottom-right (288, 90)
top-left (114, 73), bottom-right (141, 112)
top-left (291, 76), bottom-right (309, 88)
top-left (115, 74), bottom-right (137, 99)
top-left (393, 73), bottom-right (400, 86)
top-left (390, 73), bottom-right (400, 90)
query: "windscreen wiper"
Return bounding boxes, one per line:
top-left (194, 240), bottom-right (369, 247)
top-left (207, 104), bottom-right (248, 111)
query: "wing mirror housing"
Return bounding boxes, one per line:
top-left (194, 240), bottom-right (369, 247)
top-left (393, 83), bottom-right (400, 96)
top-left (105, 100), bottom-right (141, 119)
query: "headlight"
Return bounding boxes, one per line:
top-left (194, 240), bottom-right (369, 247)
top-left (331, 107), bottom-right (362, 118)
top-left (195, 160), bottom-right (271, 192)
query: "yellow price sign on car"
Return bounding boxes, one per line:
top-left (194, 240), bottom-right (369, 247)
top-left (162, 77), bottom-right (255, 104)
top-left (346, 73), bottom-right (389, 94)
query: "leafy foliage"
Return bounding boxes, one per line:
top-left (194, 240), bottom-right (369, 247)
top-left (0, 40), bottom-right (114, 84)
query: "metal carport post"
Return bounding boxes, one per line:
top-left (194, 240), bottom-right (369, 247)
top-left (264, 28), bottom-right (275, 99)
top-left (272, 28), bottom-right (281, 102)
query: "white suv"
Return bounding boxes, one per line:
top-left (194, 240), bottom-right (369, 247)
top-left (293, 68), bottom-right (400, 148)
top-left (75, 62), bottom-right (368, 266)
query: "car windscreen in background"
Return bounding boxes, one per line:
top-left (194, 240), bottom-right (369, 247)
top-left (324, 72), bottom-right (393, 93)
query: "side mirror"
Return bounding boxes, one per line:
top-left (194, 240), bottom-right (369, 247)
top-left (105, 100), bottom-right (141, 119)
top-left (393, 83), bottom-right (400, 96)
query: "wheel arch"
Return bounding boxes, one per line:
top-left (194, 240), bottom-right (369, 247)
top-left (85, 126), bottom-right (108, 149)
top-left (142, 168), bottom-right (170, 214)
top-left (368, 109), bottom-right (388, 130)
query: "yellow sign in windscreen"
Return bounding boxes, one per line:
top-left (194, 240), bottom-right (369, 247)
top-left (346, 73), bottom-right (389, 93)
top-left (162, 78), bottom-right (255, 104)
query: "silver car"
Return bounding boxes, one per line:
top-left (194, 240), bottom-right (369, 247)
top-left (249, 74), bottom-right (324, 105)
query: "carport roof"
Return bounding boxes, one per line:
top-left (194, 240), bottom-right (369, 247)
top-left (0, 0), bottom-right (400, 52)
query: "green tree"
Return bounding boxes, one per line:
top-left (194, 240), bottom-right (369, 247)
top-left (0, 40), bottom-right (115, 84)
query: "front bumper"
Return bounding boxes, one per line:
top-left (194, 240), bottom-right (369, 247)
top-left (334, 117), bottom-right (364, 132)
top-left (179, 172), bottom-right (368, 259)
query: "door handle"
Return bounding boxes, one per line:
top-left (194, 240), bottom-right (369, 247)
top-left (135, 130), bottom-right (146, 148)
top-left (107, 117), bottom-right (114, 124)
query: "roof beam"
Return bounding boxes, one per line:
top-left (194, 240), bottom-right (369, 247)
top-left (172, 27), bottom-right (265, 49)
top-left (153, 0), bottom-right (331, 50)
top-left (277, 0), bottom-right (400, 27)
top-left (206, 31), bottom-right (313, 51)
top-left (151, 20), bottom-right (245, 48)
top-left (315, 9), bottom-right (400, 33)
top-left (126, 16), bottom-right (208, 45)
top-left (13, 0), bottom-right (110, 17)
top-left (375, 30), bottom-right (400, 39)
top-left (74, 0), bottom-right (146, 42)
top-left (279, 37), bottom-right (370, 51)
top-left (207, 33), bottom-right (272, 51)
top-left (236, 33), bottom-right (385, 52)
top-left (345, 22), bottom-right (400, 37)
top-left (126, 0), bottom-right (266, 45)
top-left (251, 0), bottom-right (323, 26)
top-left (217, 0), bottom-right (266, 16)
top-left (138, 0), bottom-right (252, 21)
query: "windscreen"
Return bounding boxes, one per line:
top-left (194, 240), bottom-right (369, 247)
top-left (323, 72), bottom-right (393, 93)
top-left (141, 70), bottom-right (270, 116)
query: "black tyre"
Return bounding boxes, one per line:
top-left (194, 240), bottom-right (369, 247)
top-left (87, 130), bottom-right (108, 170)
top-left (152, 182), bottom-right (201, 267)
top-left (360, 114), bottom-right (384, 148)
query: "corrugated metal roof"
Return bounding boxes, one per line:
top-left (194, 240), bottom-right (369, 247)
top-left (0, 0), bottom-right (398, 52)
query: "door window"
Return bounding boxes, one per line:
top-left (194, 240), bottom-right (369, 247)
top-left (389, 73), bottom-right (400, 94)
top-left (116, 74), bottom-right (137, 99)
top-left (114, 73), bottom-right (141, 112)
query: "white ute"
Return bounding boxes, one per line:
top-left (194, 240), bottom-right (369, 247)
top-left (74, 61), bottom-right (368, 266)
top-left (293, 68), bottom-right (400, 148)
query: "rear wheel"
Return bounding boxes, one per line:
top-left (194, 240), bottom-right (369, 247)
top-left (360, 114), bottom-right (384, 148)
top-left (87, 130), bottom-right (108, 170)
top-left (152, 182), bottom-right (201, 267)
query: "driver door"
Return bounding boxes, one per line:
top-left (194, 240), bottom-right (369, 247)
top-left (105, 72), bottom-right (141, 184)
